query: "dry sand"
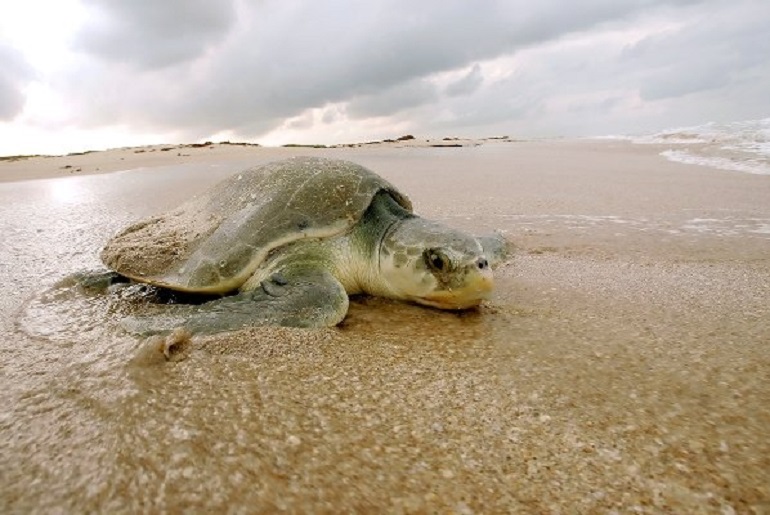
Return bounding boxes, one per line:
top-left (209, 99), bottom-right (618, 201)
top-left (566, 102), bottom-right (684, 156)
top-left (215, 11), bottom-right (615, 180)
top-left (0, 136), bottom-right (483, 183)
top-left (1, 139), bottom-right (769, 513)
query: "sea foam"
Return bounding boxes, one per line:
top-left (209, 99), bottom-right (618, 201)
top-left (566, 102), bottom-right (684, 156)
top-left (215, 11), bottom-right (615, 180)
top-left (613, 118), bottom-right (770, 175)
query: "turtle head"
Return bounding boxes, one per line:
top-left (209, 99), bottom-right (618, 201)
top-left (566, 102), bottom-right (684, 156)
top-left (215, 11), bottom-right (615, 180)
top-left (378, 217), bottom-right (493, 310)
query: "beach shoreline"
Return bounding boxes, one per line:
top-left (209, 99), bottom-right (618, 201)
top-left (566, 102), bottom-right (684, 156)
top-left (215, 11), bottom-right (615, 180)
top-left (0, 136), bottom-right (491, 183)
top-left (1, 139), bottom-right (769, 512)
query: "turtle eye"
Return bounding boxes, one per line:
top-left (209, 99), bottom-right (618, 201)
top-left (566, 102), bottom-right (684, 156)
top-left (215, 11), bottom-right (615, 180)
top-left (425, 249), bottom-right (449, 272)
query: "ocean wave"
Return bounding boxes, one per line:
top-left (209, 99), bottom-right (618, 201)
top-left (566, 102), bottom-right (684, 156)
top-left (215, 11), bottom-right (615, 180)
top-left (661, 149), bottom-right (770, 175)
top-left (623, 118), bottom-right (770, 175)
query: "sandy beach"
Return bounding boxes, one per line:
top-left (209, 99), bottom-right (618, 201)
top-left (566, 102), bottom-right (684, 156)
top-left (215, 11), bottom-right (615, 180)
top-left (1, 139), bottom-right (769, 512)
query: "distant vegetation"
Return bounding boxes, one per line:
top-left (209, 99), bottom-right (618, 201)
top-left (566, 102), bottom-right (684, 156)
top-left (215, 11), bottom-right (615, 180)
top-left (219, 141), bottom-right (260, 147)
top-left (282, 143), bottom-right (328, 148)
top-left (0, 155), bottom-right (40, 162)
top-left (0, 136), bottom-right (497, 163)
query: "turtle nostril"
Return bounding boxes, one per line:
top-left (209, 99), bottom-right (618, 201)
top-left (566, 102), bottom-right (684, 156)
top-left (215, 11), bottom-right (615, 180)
top-left (477, 258), bottom-right (489, 270)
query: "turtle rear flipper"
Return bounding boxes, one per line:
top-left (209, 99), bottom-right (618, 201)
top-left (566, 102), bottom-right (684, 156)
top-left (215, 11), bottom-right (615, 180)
top-left (121, 267), bottom-right (349, 335)
top-left (64, 269), bottom-right (129, 293)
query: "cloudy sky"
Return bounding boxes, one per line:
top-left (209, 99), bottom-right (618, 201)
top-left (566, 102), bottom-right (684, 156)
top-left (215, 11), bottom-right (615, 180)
top-left (1, 0), bottom-right (768, 155)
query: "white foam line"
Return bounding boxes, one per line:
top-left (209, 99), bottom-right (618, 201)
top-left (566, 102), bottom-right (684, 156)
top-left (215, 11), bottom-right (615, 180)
top-left (661, 150), bottom-right (770, 175)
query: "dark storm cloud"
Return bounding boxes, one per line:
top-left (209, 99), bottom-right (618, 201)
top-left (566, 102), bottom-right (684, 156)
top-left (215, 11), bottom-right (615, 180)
top-left (76, 0), bottom-right (237, 69)
top-left (40, 0), bottom-right (767, 143)
top-left (65, 0), bottom-right (684, 135)
top-left (0, 44), bottom-right (33, 120)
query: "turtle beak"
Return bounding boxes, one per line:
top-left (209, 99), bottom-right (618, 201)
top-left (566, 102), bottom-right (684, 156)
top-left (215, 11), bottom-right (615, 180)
top-left (418, 266), bottom-right (493, 310)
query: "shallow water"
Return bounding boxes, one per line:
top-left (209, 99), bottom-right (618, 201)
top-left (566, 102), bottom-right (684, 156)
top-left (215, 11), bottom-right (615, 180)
top-left (2, 145), bottom-right (770, 512)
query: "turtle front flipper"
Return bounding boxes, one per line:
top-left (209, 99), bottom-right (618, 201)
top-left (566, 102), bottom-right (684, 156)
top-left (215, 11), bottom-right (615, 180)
top-left (122, 267), bottom-right (349, 335)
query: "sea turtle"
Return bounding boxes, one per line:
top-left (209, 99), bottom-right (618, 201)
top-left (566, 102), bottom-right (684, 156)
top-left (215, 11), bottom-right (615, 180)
top-left (97, 157), bottom-right (509, 333)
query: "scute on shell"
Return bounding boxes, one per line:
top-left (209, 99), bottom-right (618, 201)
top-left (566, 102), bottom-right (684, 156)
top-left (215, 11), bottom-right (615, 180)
top-left (100, 157), bottom-right (412, 293)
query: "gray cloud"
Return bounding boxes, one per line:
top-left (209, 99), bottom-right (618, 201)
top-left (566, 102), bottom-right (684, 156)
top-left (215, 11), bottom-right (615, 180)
top-left (63, 1), bottom-right (683, 133)
top-left (321, 106), bottom-right (345, 125)
top-left (432, 0), bottom-right (770, 136)
top-left (401, 76), bottom-right (543, 134)
top-left (285, 111), bottom-right (313, 130)
top-left (445, 64), bottom-right (484, 97)
top-left (622, 0), bottom-right (770, 101)
top-left (76, 0), bottom-right (237, 69)
top-left (49, 0), bottom-right (770, 140)
top-left (347, 80), bottom-right (438, 119)
top-left (0, 44), bottom-right (33, 120)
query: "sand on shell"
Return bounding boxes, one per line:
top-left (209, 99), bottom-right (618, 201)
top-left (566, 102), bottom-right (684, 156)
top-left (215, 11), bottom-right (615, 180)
top-left (1, 139), bottom-right (769, 513)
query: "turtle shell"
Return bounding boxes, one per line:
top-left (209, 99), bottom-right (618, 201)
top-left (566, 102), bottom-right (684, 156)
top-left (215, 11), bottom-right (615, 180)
top-left (101, 157), bottom-right (412, 293)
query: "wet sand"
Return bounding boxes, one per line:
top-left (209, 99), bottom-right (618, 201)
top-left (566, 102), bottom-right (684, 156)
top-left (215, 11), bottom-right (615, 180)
top-left (1, 140), bottom-right (769, 512)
